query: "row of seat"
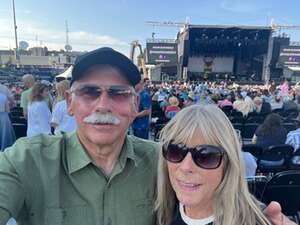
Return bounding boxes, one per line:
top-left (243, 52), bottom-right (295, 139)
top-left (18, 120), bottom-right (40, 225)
top-left (247, 170), bottom-right (300, 223)
top-left (243, 144), bottom-right (300, 173)
top-left (234, 123), bottom-right (296, 140)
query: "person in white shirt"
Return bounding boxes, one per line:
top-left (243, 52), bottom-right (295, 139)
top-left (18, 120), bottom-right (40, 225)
top-left (285, 116), bottom-right (300, 151)
top-left (27, 82), bottom-right (52, 137)
top-left (51, 80), bottom-right (77, 134)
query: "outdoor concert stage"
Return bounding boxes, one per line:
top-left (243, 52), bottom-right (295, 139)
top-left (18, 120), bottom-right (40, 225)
top-left (177, 25), bottom-right (275, 82)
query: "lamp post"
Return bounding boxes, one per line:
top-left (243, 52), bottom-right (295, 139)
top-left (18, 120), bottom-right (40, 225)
top-left (12, 0), bottom-right (19, 62)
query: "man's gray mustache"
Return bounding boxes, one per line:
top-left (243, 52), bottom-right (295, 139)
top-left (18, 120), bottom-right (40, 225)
top-left (83, 113), bottom-right (120, 125)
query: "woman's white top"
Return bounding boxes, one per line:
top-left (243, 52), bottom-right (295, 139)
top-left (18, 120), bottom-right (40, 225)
top-left (27, 101), bottom-right (52, 137)
top-left (51, 100), bottom-right (77, 134)
top-left (179, 203), bottom-right (215, 225)
top-left (0, 93), bottom-right (7, 112)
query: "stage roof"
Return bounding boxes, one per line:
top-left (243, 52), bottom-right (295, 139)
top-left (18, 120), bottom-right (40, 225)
top-left (181, 24), bottom-right (272, 57)
top-left (187, 24), bottom-right (272, 30)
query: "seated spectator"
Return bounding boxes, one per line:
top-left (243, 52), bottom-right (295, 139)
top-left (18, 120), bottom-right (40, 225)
top-left (253, 96), bottom-right (271, 116)
top-left (261, 89), bottom-right (272, 104)
top-left (218, 95), bottom-right (233, 108)
top-left (285, 115), bottom-right (300, 151)
top-left (242, 152), bottom-right (258, 177)
top-left (252, 113), bottom-right (287, 150)
top-left (282, 97), bottom-right (298, 113)
top-left (233, 93), bottom-right (253, 117)
top-left (165, 96), bottom-right (180, 119)
top-left (270, 95), bottom-right (283, 111)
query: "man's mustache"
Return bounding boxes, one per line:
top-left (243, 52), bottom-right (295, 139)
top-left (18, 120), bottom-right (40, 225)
top-left (83, 113), bottom-right (120, 125)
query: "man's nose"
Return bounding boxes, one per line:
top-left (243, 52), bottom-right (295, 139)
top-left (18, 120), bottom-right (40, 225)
top-left (94, 91), bottom-right (113, 110)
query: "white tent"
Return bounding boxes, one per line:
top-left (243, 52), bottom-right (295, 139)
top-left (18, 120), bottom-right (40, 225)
top-left (288, 66), bottom-right (300, 72)
top-left (55, 66), bottom-right (73, 79)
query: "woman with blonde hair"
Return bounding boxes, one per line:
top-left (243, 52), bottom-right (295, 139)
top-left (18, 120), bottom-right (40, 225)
top-left (27, 82), bottom-right (51, 137)
top-left (53, 79), bottom-right (70, 107)
top-left (51, 80), bottom-right (76, 134)
top-left (156, 104), bottom-right (272, 225)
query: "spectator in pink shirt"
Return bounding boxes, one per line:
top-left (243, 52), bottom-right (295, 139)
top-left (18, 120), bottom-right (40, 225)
top-left (219, 95), bottom-right (233, 108)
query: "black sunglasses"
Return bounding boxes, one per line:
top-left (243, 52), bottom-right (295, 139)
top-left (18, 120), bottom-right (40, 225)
top-left (162, 143), bottom-right (225, 169)
top-left (71, 84), bottom-right (136, 103)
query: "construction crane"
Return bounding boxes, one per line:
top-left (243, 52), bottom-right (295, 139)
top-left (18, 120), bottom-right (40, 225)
top-left (129, 40), bottom-right (148, 78)
top-left (146, 21), bottom-right (187, 28)
top-left (146, 20), bottom-right (189, 38)
top-left (270, 19), bottom-right (300, 36)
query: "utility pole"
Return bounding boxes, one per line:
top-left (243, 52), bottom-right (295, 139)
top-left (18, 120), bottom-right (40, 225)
top-left (12, 0), bottom-right (19, 61)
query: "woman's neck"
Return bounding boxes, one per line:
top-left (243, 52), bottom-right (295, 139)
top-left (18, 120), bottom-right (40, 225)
top-left (184, 204), bottom-right (213, 219)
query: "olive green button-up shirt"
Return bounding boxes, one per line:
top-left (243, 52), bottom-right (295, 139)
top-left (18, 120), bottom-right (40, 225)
top-left (0, 132), bottom-right (159, 225)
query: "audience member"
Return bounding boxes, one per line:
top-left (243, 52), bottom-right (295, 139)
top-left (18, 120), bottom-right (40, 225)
top-left (252, 113), bottom-right (287, 150)
top-left (51, 80), bottom-right (77, 134)
top-left (27, 82), bottom-right (52, 137)
top-left (0, 92), bottom-right (15, 151)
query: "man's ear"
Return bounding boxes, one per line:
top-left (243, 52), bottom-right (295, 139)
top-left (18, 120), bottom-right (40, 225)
top-left (65, 90), bottom-right (74, 116)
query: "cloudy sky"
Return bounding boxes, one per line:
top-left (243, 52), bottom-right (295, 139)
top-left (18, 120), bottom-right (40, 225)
top-left (1, 0), bottom-right (300, 55)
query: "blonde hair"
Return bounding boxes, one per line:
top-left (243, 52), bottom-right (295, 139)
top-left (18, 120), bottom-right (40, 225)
top-left (55, 80), bottom-right (70, 103)
top-left (168, 96), bottom-right (179, 106)
top-left (155, 104), bottom-right (271, 225)
top-left (29, 82), bottom-right (48, 103)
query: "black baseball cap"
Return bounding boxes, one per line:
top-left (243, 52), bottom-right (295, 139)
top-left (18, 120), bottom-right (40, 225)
top-left (71, 47), bottom-right (141, 86)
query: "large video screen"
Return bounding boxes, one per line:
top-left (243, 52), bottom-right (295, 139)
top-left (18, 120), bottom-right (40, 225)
top-left (188, 56), bottom-right (234, 73)
top-left (279, 46), bottom-right (300, 67)
top-left (146, 39), bottom-right (178, 65)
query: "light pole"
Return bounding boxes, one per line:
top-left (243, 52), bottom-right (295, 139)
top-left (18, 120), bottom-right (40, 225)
top-left (12, 0), bottom-right (19, 61)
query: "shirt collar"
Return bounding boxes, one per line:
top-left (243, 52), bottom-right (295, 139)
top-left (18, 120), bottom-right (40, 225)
top-left (66, 132), bottom-right (93, 174)
top-left (66, 133), bottom-right (138, 174)
top-left (118, 135), bottom-right (139, 168)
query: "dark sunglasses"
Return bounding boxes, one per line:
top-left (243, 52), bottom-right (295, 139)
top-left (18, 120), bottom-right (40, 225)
top-left (71, 84), bottom-right (136, 103)
top-left (162, 143), bottom-right (225, 169)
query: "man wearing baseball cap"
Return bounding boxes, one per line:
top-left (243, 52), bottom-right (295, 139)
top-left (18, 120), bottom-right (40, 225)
top-left (0, 48), bottom-right (295, 225)
top-left (0, 47), bottom-right (158, 225)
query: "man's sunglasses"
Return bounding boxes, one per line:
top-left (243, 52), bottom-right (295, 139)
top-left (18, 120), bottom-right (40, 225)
top-left (162, 143), bottom-right (225, 169)
top-left (70, 84), bottom-right (137, 103)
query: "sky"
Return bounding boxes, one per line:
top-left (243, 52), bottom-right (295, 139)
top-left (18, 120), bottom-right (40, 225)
top-left (0, 0), bottom-right (300, 55)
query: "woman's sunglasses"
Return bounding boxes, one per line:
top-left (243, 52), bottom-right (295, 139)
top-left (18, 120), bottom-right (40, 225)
top-left (162, 143), bottom-right (225, 169)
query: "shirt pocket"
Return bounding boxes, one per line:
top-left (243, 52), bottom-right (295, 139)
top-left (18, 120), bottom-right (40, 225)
top-left (44, 206), bottom-right (90, 225)
top-left (134, 198), bottom-right (155, 225)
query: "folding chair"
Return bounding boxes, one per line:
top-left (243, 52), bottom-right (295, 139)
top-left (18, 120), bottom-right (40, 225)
top-left (242, 144), bottom-right (262, 159)
top-left (221, 105), bottom-right (233, 116)
top-left (247, 176), bottom-right (268, 201)
top-left (242, 123), bottom-right (259, 142)
top-left (283, 123), bottom-right (297, 133)
top-left (258, 144), bottom-right (294, 174)
top-left (12, 123), bottom-right (27, 139)
top-left (261, 170), bottom-right (300, 223)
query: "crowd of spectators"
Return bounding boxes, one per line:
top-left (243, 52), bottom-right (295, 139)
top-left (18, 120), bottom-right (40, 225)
top-left (2, 77), bottom-right (300, 155)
